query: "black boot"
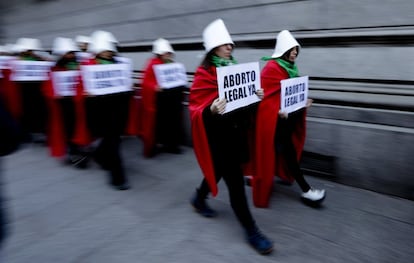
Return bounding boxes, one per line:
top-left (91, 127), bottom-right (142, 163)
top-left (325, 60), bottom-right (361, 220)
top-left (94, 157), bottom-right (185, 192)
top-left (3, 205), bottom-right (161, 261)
top-left (245, 225), bottom-right (273, 255)
top-left (109, 163), bottom-right (130, 191)
top-left (190, 189), bottom-right (217, 218)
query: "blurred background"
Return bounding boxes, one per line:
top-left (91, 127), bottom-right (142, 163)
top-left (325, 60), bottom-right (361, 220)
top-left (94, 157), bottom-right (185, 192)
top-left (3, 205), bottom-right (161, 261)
top-left (1, 0), bottom-right (413, 199)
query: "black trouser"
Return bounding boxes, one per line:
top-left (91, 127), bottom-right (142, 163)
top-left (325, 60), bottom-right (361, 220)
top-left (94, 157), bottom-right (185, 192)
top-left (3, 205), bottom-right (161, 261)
top-left (274, 113), bottom-right (310, 192)
top-left (94, 134), bottom-right (125, 185)
top-left (59, 97), bottom-right (79, 155)
top-left (197, 158), bottom-right (256, 230)
top-left (86, 92), bottom-right (131, 185)
top-left (155, 87), bottom-right (183, 150)
top-left (20, 82), bottom-right (47, 137)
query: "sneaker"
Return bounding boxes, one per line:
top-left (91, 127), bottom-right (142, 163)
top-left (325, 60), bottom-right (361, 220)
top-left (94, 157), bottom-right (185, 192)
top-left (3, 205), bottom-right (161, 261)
top-left (301, 188), bottom-right (326, 202)
top-left (190, 192), bottom-right (217, 218)
top-left (246, 226), bottom-right (274, 255)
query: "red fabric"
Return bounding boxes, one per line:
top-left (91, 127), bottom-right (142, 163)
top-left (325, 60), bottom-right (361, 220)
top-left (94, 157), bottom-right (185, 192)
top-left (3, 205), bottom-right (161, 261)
top-left (42, 69), bottom-right (66, 157)
top-left (125, 88), bottom-right (142, 136)
top-left (72, 57), bottom-right (138, 143)
top-left (252, 60), bottom-right (306, 207)
top-left (71, 59), bottom-right (94, 146)
top-left (189, 65), bottom-right (219, 197)
top-left (0, 68), bottom-right (22, 120)
top-left (140, 57), bottom-right (163, 157)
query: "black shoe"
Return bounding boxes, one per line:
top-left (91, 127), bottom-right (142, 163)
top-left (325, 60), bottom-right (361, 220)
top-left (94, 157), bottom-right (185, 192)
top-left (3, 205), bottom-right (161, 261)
top-left (74, 155), bottom-right (89, 169)
top-left (66, 155), bottom-right (89, 169)
top-left (111, 182), bottom-right (130, 191)
top-left (190, 191), bottom-right (217, 218)
top-left (164, 146), bottom-right (182, 154)
top-left (246, 226), bottom-right (274, 255)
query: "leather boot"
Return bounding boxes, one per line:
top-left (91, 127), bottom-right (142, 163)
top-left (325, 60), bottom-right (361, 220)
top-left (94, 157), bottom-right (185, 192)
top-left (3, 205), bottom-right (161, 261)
top-left (190, 189), bottom-right (217, 218)
top-left (245, 225), bottom-right (273, 255)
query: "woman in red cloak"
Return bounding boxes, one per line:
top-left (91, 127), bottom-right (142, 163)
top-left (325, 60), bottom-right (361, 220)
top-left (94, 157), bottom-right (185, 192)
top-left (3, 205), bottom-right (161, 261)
top-left (253, 30), bottom-right (326, 208)
top-left (81, 30), bottom-right (133, 190)
top-left (43, 37), bottom-right (91, 168)
top-left (140, 38), bottom-right (184, 157)
top-left (189, 19), bottom-right (273, 255)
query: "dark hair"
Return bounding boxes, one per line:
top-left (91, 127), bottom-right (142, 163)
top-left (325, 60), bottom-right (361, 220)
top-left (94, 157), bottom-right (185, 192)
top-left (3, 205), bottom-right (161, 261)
top-left (200, 49), bottom-right (216, 69)
top-left (281, 46), bottom-right (299, 61)
top-left (55, 53), bottom-right (76, 67)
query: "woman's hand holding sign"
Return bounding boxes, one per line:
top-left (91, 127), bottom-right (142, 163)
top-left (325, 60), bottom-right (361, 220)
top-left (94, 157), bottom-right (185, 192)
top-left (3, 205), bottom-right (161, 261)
top-left (255, 88), bottom-right (264, 99)
top-left (210, 98), bottom-right (227, 115)
top-left (279, 98), bottom-right (313, 119)
top-left (155, 85), bottom-right (163, 92)
top-left (306, 98), bottom-right (313, 108)
top-left (278, 110), bottom-right (289, 119)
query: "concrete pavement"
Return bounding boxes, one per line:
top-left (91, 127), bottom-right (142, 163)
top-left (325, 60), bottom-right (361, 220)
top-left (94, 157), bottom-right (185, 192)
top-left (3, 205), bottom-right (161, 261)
top-left (1, 137), bottom-right (413, 263)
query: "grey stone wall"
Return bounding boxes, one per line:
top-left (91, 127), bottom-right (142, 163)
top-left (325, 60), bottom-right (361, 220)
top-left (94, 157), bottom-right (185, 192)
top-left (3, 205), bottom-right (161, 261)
top-left (2, 0), bottom-right (413, 199)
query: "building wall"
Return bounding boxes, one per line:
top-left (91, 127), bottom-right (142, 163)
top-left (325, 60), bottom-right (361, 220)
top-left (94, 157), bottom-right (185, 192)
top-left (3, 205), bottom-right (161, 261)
top-left (2, 0), bottom-right (413, 199)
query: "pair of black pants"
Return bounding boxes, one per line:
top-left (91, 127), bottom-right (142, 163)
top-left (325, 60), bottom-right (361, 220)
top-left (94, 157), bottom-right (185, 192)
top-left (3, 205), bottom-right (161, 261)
top-left (275, 113), bottom-right (310, 192)
top-left (59, 97), bottom-right (80, 155)
top-left (86, 93), bottom-right (131, 185)
top-left (20, 82), bottom-right (47, 136)
top-left (197, 160), bottom-right (255, 230)
top-left (155, 87), bottom-right (183, 150)
top-left (94, 135), bottom-right (125, 185)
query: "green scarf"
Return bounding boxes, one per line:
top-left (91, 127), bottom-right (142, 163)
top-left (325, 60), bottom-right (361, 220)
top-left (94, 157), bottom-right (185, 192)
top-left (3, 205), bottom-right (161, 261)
top-left (162, 58), bottom-right (174, 64)
top-left (211, 55), bottom-right (237, 67)
top-left (261, 56), bottom-right (299, 78)
top-left (20, 55), bottom-right (38, 61)
top-left (66, 61), bottom-right (79, 70)
top-left (97, 58), bottom-right (115, 65)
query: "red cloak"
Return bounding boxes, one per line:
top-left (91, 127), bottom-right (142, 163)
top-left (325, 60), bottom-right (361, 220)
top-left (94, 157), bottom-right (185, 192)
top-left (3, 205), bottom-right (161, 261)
top-left (252, 60), bottom-right (306, 208)
top-left (140, 57), bottom-right (163, 157)
top-left (0, 67), bottom-right (22, 121)
top-left (42, 67), bottom-right (67, 157)
top-left (189, 65), bottom-right (219, 197)
top-left (73, 57), bottom-right (138, 143)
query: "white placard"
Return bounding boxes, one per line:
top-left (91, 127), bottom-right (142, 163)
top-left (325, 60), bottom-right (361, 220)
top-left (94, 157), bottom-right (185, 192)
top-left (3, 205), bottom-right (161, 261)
top-left (10, 60), bottom-right (53, 81)
top-left (115, 56), bottom-right (132, 67)
top-left (81, 63), bottom-right (132, 95)
top-left (153, 62), bottom-right (188, 89)
top-left (280, 76), bottom-right (309, 114)
top-left (217, 62), bottom-right (261, 114)
top-left (0, 56), bottom-right (13, 69)
top-left (51, 70), bottom-right (81, 97)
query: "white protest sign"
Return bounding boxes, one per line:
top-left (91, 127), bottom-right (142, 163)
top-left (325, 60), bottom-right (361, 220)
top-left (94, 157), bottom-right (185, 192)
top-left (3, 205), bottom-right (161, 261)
top-left (217, 62), bottom-right (261, 114)
top-left (280, 75), bottom-right (309, 114)
top-left (153, 62), bottom-right (188, 89)
top-left (0, 56), bottom-right (13, 69)
top-left (81, 63), bottom-right (132, 95)
top-left (51, 70), bottom-right (81, 97)
top-left (115, 56), bottom-right (133, 67)
top-left (10, 60), bottom-right (53, 81)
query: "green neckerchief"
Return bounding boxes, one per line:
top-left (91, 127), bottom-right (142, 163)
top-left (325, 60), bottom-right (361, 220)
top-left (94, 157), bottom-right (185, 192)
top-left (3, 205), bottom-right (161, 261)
top-left (211, 55), bottom-right (237, 67)
top-left (96, 58), bottom-right (115, 65)
top-left (162, 58), bottom-right (174, 64)
top-left (261, 56), bottom-right (299, 78)
top-left (66, 61), bottom-right (79, 70)
top-left (20, 55), bottom-right (38, 61)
